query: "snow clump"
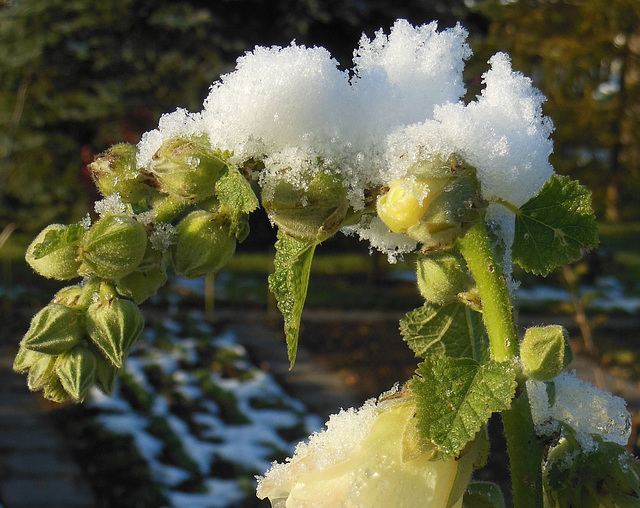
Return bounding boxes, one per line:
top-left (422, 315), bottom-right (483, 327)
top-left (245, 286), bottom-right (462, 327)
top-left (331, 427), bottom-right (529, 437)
top-left (136, 19), bottom-right (555, 259)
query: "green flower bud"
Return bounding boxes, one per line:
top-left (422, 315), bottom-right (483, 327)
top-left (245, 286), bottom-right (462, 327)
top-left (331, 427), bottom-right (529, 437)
top-left (86, 296), bottom-right (144, 368)
top-left (116, 266), bottom-right (168, 304)
top-left (79, 214), bottom-right (147, 280)
top-left (171, 210), bottom-right (236, 278)
top-left (43, 376), bottom-right (70, 404)
top-left (55, 345), bottom-right (97, 402)
top-left (94, 354), bottom-right (119, 396)
top-left (86, 298), bottom-right (144, 368)
top-left (25, 224), bottom-right (82, 280)
top-left (521, 325), bottom-right (573, 381)
top-left (89, 143), bottom-right (150, 203)
top-left (13, 347), bottom-right (47, 374)
top-left (262, 170), bottom-right (350, 242)
top-left (150, 136), bottom-right (227, 200)
top-left (21, 303), bottom-right (82, 355)
top-left (377, 155), bottom-right (483, 251)
top-left (416, 250), bottom-right (474, 305)
top-left (52, 285), bottom-right (85, 309)
top-left (27, 354), bottom-right (57, 392)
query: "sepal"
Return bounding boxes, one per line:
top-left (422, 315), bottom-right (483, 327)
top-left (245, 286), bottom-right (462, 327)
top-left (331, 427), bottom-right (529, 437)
top-left (85, 296), bottom-right (144, 368)
top-left (94, 354), bottom-right (119, 395)
top-left (27, 354), bottom-right (57, 392)
top-left (171, 210), bottom-right (236, 278)
top-left (55, 345), bottom-right (97, 402)
top-left (20, 303), bottom-right (83, 355)
top-left (79, 214), bottom-right (148, 279)
top-left (13, 347), bottom-right (44, 373)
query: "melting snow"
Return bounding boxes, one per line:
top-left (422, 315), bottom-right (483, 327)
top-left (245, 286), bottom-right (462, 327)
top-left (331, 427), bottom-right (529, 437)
top-left (85, 311), bottom-right (322, 507)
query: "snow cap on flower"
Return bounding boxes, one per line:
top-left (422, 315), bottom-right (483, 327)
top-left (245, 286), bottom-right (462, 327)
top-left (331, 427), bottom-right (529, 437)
top-left (136, 19), bottom-right (556, 259)
top-left (383, 52), bottom-right (554, 208)
top-left (256, 390), bottom-right (472, 508)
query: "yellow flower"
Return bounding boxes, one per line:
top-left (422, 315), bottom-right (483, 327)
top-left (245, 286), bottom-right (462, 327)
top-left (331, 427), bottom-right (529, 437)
top-left (257, 390), bottom-right (475, 508)
top-left (377, 178), bottom-right (439, 234)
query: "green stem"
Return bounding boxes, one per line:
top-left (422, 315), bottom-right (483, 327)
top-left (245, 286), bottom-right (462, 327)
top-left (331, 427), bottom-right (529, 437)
top-left (457, 219), bottom-right (543, 507)
top-left (456, 220), bottom-right (517, 362)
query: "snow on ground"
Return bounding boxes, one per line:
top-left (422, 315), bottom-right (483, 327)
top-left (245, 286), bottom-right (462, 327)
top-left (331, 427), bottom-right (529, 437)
top-left (85, 310), bottom-right (323, 508)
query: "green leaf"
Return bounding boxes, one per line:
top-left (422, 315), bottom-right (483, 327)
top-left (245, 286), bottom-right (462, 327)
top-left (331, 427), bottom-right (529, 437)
top-left (411, 357), bottom-right (516, 457)
top-left (31, 223), bottom-right (85, 259)
top-left (463, 482), bottom-right (506, 508)
top-left (215, 165), bottom-right (259, 215)
top-left (268, 231), bottom-right (317, 368)
top-left (400, 302), bottom-right (489, 362)
top-left (512, 175), bottom-right (599, 276)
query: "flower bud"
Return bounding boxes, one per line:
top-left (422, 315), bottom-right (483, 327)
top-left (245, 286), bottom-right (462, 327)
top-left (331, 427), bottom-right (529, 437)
top-left (416, 250), bottom-right (474, 305)
top-left (116, 265), bottom-right (168, 304)
top-left (150, 136), bottom-right (227, 201)
top-left (27, 354), bottom-right (57, 392)
top-left (89, 143), bottom-right (150, 203)
top-left (13, 347), bottom-right (44, 373)
top-left (521, 325), bottom-right (573, 381)
top-left (377, 156), bottom-right (483, 251)
top-left (55, 345), bottom-right (97, 402)
top-left (257, 388), bottom-right (473, 508)
top-left (78, 214), bottom-right (148, 280)
top-left (171, 210), bottom-right (236, 278)
top-left (94, 354), bottom-right (119, 396)
top-left (25, 224), bottom-right (82, 280)
top-left (21, 303), bottom-right (83, 355)
top-left (85, 296), bottom-right (144, 368)
top-left (43, 376), bottom-right (70, 404)
top-left (52, 285), bottom-right (85, 310)
top-left (262, 171), bottom-right (350, 242)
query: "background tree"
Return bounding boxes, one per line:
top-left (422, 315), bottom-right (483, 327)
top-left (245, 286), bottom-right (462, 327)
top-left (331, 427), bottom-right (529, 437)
top-left (471, 0), bottom-right (640, 221)
top-left (0, 0), bottom-right (473, 236)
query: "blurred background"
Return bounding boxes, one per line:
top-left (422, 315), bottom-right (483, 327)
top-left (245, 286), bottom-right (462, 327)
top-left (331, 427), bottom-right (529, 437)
top-left (1, 1), bottom-right (639, 507)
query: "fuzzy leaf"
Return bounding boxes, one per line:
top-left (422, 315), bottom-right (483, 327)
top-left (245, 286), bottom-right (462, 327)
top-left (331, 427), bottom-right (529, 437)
top-left (215, 165), bottom-right (259, 215)
top-left (400, 302), bottom-right (489, 362)
top-left (512, 175), bottom-right (599, 276)
top-left (411, 357), bottom-right (516, 457)
top-left (31, 223), bottom-right (85, 259)
top-left (268, 231), bottom-right (317, 368)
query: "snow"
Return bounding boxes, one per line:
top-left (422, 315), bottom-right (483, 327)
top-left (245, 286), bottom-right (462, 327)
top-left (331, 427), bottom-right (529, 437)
top-left (85, 311), bottom-right (322, 507)
top-left (527, 371), bottom-right (632, 447)
top-left (134, 19), bottom-right (555, 260)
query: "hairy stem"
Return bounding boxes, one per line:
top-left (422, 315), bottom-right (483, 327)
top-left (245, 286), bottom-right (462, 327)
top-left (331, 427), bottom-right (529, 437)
top-left (457, 219), bottom-right (543, 507)
top-left (456, 220), bottom-right (517, 362)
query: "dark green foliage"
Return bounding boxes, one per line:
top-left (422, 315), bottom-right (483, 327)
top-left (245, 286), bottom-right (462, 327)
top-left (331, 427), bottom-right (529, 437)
top-left (473, 0), bottom-right (640, 220)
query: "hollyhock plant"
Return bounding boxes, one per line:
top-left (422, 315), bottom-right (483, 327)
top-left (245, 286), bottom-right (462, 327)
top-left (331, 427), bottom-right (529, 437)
top-left (16, 19), bottom-right (638, 507)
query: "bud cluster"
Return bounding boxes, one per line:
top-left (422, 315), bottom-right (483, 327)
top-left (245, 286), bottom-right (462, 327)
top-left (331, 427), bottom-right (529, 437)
top-left (20, 135), bottom-right (260, 402)
top-left (14, 282), bottom-right (143, 403)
